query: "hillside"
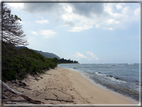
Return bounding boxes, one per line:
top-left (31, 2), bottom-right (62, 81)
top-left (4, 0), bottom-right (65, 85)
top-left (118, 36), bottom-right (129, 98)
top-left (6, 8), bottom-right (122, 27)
top-left (16, 46), bottom-right (60, 59)
top-left (2, 42), bottom-right (59, 81)
top-left (33, 50), bottom-right (60, 59)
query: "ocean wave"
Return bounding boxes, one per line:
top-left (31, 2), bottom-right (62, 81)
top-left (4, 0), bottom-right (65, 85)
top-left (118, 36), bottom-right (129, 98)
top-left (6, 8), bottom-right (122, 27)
top-left (94, 72), bottom-right (127, 83)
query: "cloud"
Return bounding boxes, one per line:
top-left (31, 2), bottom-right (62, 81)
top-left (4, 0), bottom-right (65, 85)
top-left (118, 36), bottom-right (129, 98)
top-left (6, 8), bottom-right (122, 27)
top-left (122, 7), bottom-right (130, 14)
top-left (106, 19), bottom-right (119, 25)
top-left (87, 51), bottom-right (99, 60)
top-left (7, 3), bottom-right (24, 10)
top-left (70, 3), bottom-right (104, 17)
top-left (63, 21), bottom-right (75, 27)
top-left (76, 52), bottom-right (86, 58)
top-left (21, 3), bottom-right (139, 32)
top-left (68, 25), bottom-right (93, 32)
top-left (134, 8), bottom-right (140, 16)
top-left (104, 3), bottom-right (114, 14)
top-left (23, 3), bottom-right (63, 14)
top-left (36, 19), bottom-right (49, 24)
top-left (104, 27), bottom-right (113, 30)
top-left (39, 30), bottom-right (56, 38)
top-left (31, 31), bottom-right (38, 35)
top-left (95, 24), bottom-right (100, 28)
top-left (116, 4), bottom-right (123, 10)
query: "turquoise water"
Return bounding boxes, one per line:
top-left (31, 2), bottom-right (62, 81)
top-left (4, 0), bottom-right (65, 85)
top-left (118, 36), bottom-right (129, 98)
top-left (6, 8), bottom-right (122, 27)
top-left (58, 63), bottom-right (140, 101)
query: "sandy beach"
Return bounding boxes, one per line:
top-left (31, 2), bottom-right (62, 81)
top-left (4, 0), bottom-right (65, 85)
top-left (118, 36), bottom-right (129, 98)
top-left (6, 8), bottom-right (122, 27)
top-left (2, 67), bottom-right (139, 105)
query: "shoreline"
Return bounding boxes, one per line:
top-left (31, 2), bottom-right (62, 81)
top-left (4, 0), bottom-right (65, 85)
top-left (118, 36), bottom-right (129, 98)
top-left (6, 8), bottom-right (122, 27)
top-left (63, 67), bottom-right (139, 104)
top-left (58, 63), bottom-right (79, 64)
top-left (2, 67), bottom-right (139, 105)
top-left (77, 71), bottom-right (139, 104)
top-left (74, 69), bottom-right (139, 102)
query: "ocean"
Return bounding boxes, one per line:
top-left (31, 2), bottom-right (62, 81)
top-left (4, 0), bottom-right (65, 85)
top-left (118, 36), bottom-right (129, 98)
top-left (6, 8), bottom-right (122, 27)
top-left (58, 63), bottom-right (140, 101)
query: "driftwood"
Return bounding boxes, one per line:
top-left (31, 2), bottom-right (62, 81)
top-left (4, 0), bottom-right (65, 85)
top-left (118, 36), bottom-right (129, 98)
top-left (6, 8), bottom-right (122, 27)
top-left (1, 80), bottom-right (44, 104)
top-left (45, 98), bottom-right (73, 103)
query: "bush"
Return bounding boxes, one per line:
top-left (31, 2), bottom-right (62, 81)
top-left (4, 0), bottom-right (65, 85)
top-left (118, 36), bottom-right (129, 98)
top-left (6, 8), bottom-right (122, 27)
top-left (2, 41), bottom-right (59, 81)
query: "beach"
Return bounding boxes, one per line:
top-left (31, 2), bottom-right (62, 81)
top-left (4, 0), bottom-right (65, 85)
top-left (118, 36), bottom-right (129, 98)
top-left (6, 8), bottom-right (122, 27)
top-left (2, 67), bottom-right (139, 105)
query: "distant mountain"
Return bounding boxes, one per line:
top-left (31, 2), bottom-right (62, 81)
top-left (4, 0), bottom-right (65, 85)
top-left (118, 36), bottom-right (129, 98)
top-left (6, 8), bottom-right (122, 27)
top-left (16, 46), bottom-right (60, 59)
top-left (33, 50), bottom-right (60, 59)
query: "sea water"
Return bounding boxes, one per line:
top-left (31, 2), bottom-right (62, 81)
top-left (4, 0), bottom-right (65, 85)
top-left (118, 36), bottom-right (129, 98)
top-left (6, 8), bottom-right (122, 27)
top-left (58, 63), bottom-right (141, 101)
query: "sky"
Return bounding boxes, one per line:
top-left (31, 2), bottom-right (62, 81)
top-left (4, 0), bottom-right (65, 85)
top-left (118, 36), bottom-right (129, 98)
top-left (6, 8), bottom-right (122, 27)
top-left (5, 1), bottom-right (140, 64)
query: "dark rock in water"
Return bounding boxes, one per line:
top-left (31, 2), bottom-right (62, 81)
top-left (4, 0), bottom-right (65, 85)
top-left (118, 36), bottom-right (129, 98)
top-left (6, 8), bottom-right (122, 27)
top-left (115, 77), bottom-right (119, 79)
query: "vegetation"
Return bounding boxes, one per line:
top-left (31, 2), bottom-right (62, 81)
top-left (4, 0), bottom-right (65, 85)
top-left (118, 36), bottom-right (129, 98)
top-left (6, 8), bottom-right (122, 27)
top-left (59, 58), bottom-right (78, 64)
top-left (1, 4), bottom-right (59, 81)
top-left (1, 4), bottom-right (77, 82)
top-left (2, 41), bottom-right (59, 81)
top-left (2, 3), bottom-right (28, 46)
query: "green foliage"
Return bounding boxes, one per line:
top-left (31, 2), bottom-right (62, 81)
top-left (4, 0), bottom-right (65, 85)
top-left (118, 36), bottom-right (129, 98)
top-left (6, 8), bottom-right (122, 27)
top-left (59, 58), bottom-right (78, 63)
top-left (2, 42), bottom-right (58, 81)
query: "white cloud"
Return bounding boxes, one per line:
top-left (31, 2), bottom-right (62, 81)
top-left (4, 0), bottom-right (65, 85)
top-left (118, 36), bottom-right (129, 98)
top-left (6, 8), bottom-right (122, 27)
top-left (116, 4), bottom-right (123, 10)
top-left (109, 28), bottom-right (113, 30)
top-left (61, 3), bottom-right (126, 32)
top-left (122, 7), bottom-right (130, 14)
top-left (106, 19), bottom-right (119, 25)
top-left (7, 3), bottom-right (24, 10)
top-left (22, 3), bottom-right (139, 32)
top-left (69, 25), bottom-right (93, 32)
top-left (31, 31), bottom-right (38, 35)
top-left (61, 13), bottom-right (76, 21)
top-left (104, 27), bottom-right (113, 30)
top-left (104, 3), bottom-right (114, 14)
top-left (39, 30), bottom-right (56, 38)
top-left (35, 19), bottom-right (49, 24)
top-left (134, 8), bottom-right (140, 16)
top-left (87, 51), bottom-right (99, 60)
top-left (95, 24), bottom-right (100, 28)
top-left (76, 52), bottom-right (86, 58)
top-left (63, 5), bottom-right (73, 13)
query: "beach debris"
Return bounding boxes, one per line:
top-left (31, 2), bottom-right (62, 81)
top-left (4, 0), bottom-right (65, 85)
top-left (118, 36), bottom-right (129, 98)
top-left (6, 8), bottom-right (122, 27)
top-left (1, 80), bottom-right (44, 104)
top-left (45, 98), bottom-right (74, 103)
top-left (18, 81), bottom-right (27, 87)
top-left (11, 80), bottom-right (18, 84)
top-left (2, 95), bottom-right (7, 99)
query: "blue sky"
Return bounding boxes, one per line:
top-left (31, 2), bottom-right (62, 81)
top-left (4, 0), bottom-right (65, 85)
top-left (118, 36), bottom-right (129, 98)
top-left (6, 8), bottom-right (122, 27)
top-left (6, 1), bottom-right (140, 63)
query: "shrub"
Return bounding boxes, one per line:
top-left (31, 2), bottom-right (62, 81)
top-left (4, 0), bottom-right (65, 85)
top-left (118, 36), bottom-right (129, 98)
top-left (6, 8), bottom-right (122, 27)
top-left (2, 41), bottom-right (59, 81)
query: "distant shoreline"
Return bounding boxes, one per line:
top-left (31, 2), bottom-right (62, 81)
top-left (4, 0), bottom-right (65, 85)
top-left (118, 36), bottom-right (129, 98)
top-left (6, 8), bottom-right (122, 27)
top-left (58, 63), bottom-right (79, 64)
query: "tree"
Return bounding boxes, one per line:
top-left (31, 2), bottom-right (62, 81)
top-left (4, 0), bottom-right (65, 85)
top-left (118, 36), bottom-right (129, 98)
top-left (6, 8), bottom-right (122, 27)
top-left (2, 3), bottom-right (28, 46)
